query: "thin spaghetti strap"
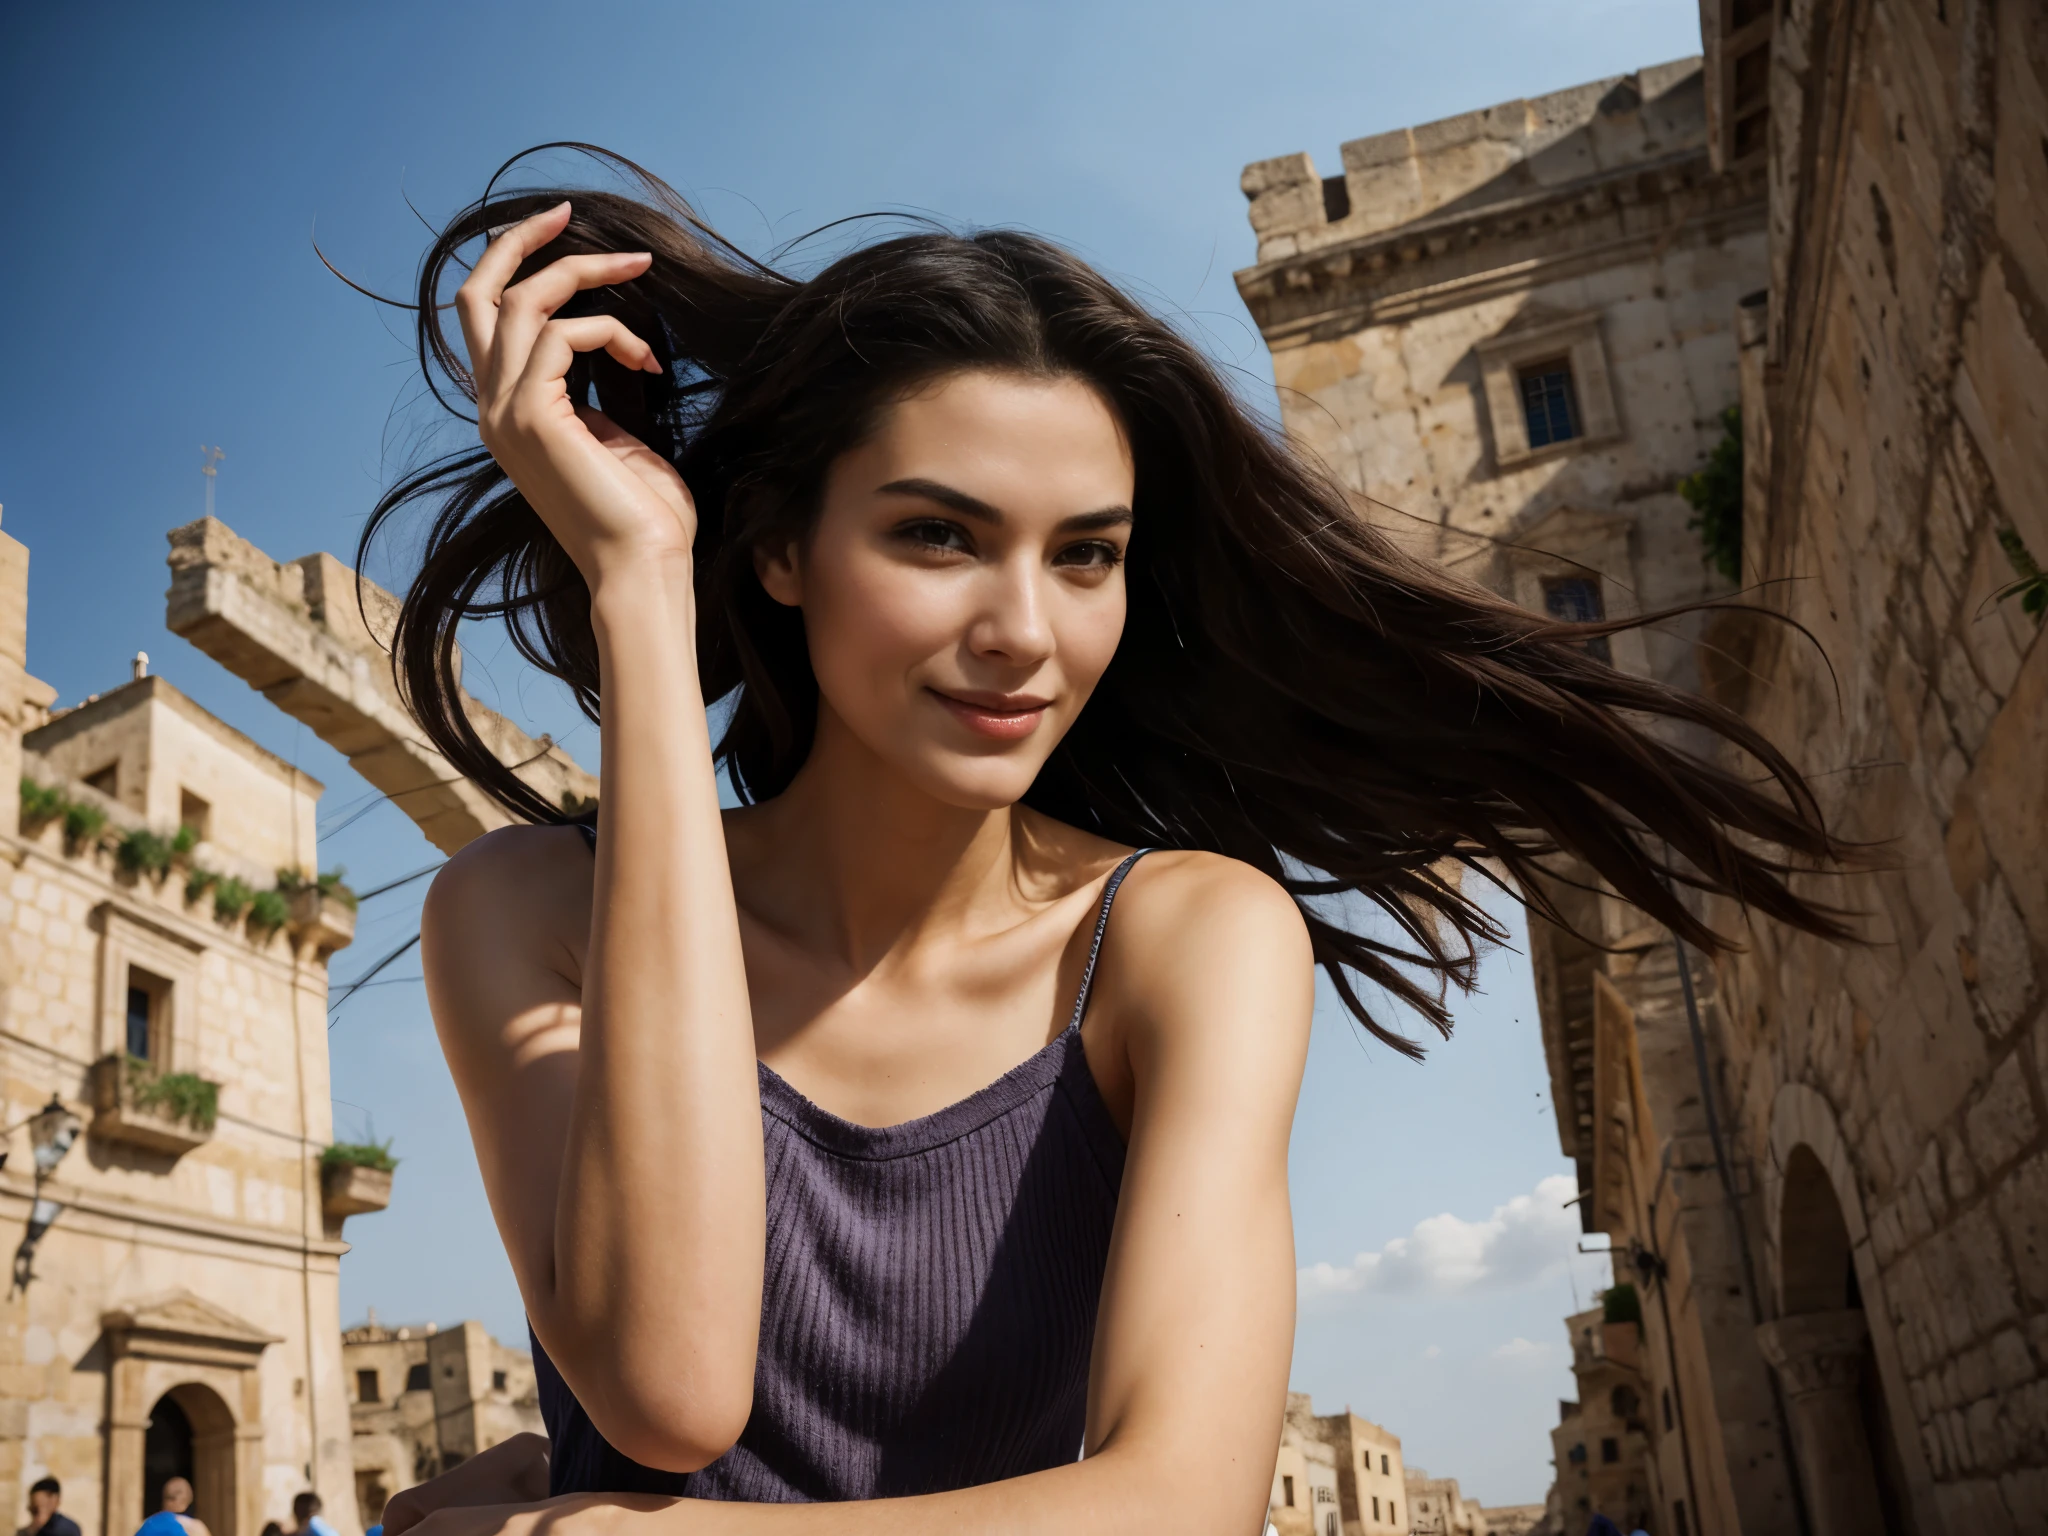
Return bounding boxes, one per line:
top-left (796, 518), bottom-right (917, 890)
top-left (1066, 849), bottom-right (1152, 1033)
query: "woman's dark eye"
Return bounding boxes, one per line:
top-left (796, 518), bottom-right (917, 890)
top-left (898, 519), bottom-right (973, 554)
top-left (1053, 540), bottom-right (1125, 570)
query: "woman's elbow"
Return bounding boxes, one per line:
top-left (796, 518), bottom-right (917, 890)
top-left (589, 1379), bottom-right (754, 1474)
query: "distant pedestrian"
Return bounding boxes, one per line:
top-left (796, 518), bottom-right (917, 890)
top-left (17, 1477), bottom-right (79, 1536)
top-left (288, 1494), bottom-right (337, 1536)
top-left (260, 1523), bottom-right (283, 1536)
top-left (159, 1478), bottom-right (209, 1536)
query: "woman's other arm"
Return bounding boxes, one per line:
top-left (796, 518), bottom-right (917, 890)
top-left (422, 203), bottom-right (763, 1472)
top-left (379, 1434), bottom-right (550, 1536)
top-left (417, 851), bottom-right (1312, 1536)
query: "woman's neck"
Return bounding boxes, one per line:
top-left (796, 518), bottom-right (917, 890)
top-left (726, 707), bottom-right (1035, 974)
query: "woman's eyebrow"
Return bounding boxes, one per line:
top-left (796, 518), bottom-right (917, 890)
top-left (876, 478), bottom-right (1132, 530)
top-left (876, 478), bottom-right (1004, 523)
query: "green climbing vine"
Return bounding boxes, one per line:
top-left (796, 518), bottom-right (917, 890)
top-left (1994, 526), bottom-right (2047, 622)
top-left (1679, 405), bottom-right (1745, 584)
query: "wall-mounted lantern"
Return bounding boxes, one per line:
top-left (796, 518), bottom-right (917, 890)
top-left (9, 1095), bottom-right (83, 1289)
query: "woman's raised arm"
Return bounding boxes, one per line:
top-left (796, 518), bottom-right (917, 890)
top-left (420, 202), bottom-right (763, 1473)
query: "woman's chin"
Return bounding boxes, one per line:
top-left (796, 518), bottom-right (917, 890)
top-left (905, 751), bottom-right (1048, 814)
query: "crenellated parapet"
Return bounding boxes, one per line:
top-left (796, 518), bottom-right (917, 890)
top-left (1241, 57), bottom-right (1710, 266)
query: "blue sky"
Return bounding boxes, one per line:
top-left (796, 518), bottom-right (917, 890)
top-left (0, 0), bottom-right (1705, 1504)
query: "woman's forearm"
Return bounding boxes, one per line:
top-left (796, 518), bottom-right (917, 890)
top-left (545, 555), bottom-right (765, 1469)
top-left (576, 1446), bottom-right (1194, 1536)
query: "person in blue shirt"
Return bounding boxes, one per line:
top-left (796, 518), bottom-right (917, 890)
top-left (289, 1493), bottom-right (336, 1536)
top-left (135, 1478), bottom-right (207, 1536)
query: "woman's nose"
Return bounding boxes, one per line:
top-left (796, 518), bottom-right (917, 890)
top-left (966, 560), bottom-right (1055, 667)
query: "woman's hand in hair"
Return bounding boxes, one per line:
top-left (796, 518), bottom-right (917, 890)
top-left (456, 201), bottom-right (695, 588)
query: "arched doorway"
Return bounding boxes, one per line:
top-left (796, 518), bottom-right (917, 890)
top-left (143, 1394), bottom-right (193, 1518)
top-left (138, 1385), bottom-right (238, 1536)
top-left (1759, 1146), bottom-right (1914, 1536)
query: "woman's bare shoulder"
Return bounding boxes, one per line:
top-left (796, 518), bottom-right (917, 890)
top-left (1102, 851), bottom-right (1312, 1030)
top-left (1116, 849), bottom-right (1305, 937)
top-left (423, 823), bottom-right (594, 958)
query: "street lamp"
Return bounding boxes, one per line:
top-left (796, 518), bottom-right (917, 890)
top-left (9, 1095), bottom-right (83, 1289)
top-left (28, 1095), bottom-right (82, 1175)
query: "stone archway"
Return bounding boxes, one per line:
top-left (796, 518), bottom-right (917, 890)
top-left (1759, 1085), bottom-right (1942, 1536)
top-left (101, 1293), bottom-right (277, 1536)
top-left (142, 1384), bottom-right (237, 1535)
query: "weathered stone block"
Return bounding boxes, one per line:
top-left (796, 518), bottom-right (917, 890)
top-left (1993, 1148), bottom-right (2048, 1311)
top-left (1965, 1050), bottom-right (2038, 1173)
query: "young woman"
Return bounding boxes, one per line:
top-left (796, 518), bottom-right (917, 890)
top-left (367, 152), bottom-right (1846, 1536)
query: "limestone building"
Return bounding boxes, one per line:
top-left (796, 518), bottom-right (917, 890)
top-left (1546, 1305), bottom-right (1656, 1534)
top-left (1239, 2), bottom-right (2048, 1531)
top-left (342, 1318), bottom-right (540, 1525)
top-left (1401, 1465), bottom-right (1485, 1536)
top-left (1268, 1394), bottom-right (1407, 1536)
top-left (1269, 1421), bottom-right (1341, 1536)
top-left (1404, 1466), bottom-right (1540, 1536)
top-left (0, 515), bottom-right (381, 1536)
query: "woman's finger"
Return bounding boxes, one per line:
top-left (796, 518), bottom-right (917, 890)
top-left (487, 252), bottom-right (655, 407)
top-left (513, 315), bottom-right (664, 403)
top-left (453, 202), bottom-right (572, 390)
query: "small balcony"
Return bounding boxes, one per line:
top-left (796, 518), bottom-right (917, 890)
top-left (88, 1054), bottom-right (219, 1158)
top-left (321, 1144), bottom-right (395, 1234)
top-left (289, 887), bottom-right (357, 958)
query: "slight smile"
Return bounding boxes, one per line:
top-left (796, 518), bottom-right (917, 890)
top-left (926, 688), bottom-right (1053, 741)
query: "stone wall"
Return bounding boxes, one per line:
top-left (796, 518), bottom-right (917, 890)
top-left (1699, 0), bottom-right (2048, 1529)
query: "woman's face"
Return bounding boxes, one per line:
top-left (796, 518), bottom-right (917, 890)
top-left (758, 369), bottom-right (1135, 810)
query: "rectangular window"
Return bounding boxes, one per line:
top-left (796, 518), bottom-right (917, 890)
top-left (1673, 1498), bottom-right (1690, 1536)
top-left (405, 1362), bottom-right (432, 1392)
top-left (1518, 359), bottom-right (1581, 448)
top-left (84, 763), bottom-right (119, 798)
top-left (1372, 1497), bottom-right (1380, 1520)
top-left (1389, 1503), bottom-right (1396, 1525)
top-left (1381, 1454), bottom-right (1389, 1475)
top-left (1541, 576), bottom-right (1613, 664)
top-left (1282, 1476), bottom-right (1294, 1507)
top-left (1601, 1436), bottom-right (1620, 1463)
top-left (180, 789), bottom-right (212, 843)
top-left (124, 968), bottom-right (169, 1061)
top-left (492, 1369), bottom-right (508, 1391)
top-left (1325, 1516), bottom-right (1338, 1536)
top-left (356, 1369), bottom-right (380, 1403)
top-left (126, 986), bottom-right (153, 1059)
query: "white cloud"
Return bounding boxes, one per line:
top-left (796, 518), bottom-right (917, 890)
top-left (1423, 1344), bottom-right (1442, 1360)
top-left (1491, 1337), bottom-right (1553, 1364)
top-left (1298, 1174), bottom-right (1582, 1306)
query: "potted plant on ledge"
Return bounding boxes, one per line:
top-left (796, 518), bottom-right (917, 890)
top-left (89, 1054), bottom-right (221, 1157)
top-left (320, 1138), bottom-right (396, 1226)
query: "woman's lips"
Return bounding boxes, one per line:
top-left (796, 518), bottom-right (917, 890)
top-left (927, 688), bottom-right (1052, 741)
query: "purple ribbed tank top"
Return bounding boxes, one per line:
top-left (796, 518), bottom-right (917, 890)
top-left (532, 847), bottom-right (1148, 1502)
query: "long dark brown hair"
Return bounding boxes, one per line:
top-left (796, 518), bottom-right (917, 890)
top-left (361, 145), bottom-right (1849, 1054)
